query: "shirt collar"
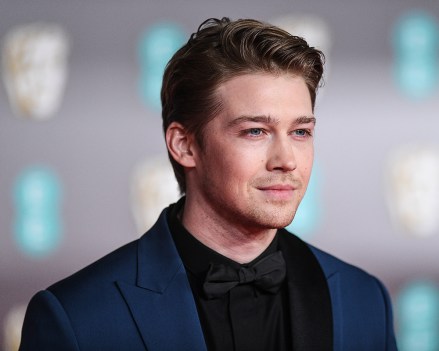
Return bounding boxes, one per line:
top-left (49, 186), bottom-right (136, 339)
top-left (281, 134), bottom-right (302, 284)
top-left (167, 197), bottom-right (279, 279)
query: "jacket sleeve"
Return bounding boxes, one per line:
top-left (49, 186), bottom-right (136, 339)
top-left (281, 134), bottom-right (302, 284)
top-left (19, 290), bottom-right (80, 351)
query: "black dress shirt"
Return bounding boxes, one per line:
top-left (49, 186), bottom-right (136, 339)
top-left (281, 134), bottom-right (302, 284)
top-left (167, 200), bottom-right (292, 351)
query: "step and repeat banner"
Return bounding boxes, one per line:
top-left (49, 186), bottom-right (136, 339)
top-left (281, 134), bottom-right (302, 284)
top-left (1, 0), bottom-right (439, 349)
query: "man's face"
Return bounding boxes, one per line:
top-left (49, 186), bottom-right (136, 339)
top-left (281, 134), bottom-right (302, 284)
top-left (189, 73), bottom-right (315, 232)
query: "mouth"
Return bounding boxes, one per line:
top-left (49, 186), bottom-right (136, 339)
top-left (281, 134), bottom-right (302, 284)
top-left (258, 184), bottom-right (296, 191)
top-left (257, 184), bottom-right (297, 200)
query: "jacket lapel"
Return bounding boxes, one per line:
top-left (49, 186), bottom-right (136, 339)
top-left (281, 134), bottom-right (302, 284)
top-left (278, 229), bottom-right (333, 351)
top-left (117, 210), bottom-right (207, 351)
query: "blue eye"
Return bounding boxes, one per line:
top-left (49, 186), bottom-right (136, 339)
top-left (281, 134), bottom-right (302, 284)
top-left (294, 129), bottom-right (311, 137)
top-left (249, 128), bottom-right (262, 136)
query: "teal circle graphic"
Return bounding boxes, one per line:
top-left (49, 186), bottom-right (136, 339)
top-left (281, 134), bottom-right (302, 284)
top-left (392, 11), bottom-right (439, 99)
top-left (285, 163), bottom-right (322, 239)
top-left (394, 12), bottom-right (439, 57)
top-left (397, 281), bottom-right (439, 351)
top-left (395, 59), bottom-right (438, 99)
top-left (13, 166), bottom-right (63, 257)
top-left (139, 22), bottom-right (186, 111)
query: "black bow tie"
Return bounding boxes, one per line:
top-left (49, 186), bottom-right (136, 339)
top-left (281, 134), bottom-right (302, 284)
top-left (203, 251), bottom-right (286, 299)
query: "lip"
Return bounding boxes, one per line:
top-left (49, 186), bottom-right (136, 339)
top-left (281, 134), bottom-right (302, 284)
top-left (257, 184), bottom-right (297, 201)
top-left (257, 184), bottom-right (296, 191)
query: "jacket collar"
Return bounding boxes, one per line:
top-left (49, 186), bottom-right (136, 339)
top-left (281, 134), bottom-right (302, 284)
top-left (117, 208), bottom-right (207, 351)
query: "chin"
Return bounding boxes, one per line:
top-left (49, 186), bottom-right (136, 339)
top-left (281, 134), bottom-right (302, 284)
top-left (239, 203), bottom-right (297, 230)
top-left (256, 213), bottom-right (296, 230)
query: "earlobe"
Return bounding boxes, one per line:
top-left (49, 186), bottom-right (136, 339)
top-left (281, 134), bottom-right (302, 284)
top-left (166, 122), bottom-right (196, 168)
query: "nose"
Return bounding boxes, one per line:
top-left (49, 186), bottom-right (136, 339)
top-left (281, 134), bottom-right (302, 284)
top-left (266, 136), bottom-right (297, 172)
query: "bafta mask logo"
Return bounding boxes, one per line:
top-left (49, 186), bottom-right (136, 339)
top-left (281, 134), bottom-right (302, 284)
top-left (2, 23), bottom-right (70, 120)
top-left (386, 145), bottom-right (439, 237)
top-left (131, 157), bottom-right (180, 235)
top-left (3, 304), bottom-right (27, 351)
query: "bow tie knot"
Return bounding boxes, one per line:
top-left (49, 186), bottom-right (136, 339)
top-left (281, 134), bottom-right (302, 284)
top-left (238, 266), bottom-right (257, 284)
top-left (203, 251), bottom-right (286, 299)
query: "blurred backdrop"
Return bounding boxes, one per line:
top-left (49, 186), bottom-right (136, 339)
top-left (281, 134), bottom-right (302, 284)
top-left (1, 0), bottom-right (439, 349)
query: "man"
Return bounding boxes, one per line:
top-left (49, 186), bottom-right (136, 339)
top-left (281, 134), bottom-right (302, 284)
top-left (20, 18), bottom-right (398, 350)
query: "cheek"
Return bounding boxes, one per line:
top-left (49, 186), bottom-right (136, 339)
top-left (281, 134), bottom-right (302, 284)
top-left (297, 160), bottom-right (314, 190)
top-left (300, 147), bottom-right (314, 173)
top-left (217, 160), bottom-right (256, 195)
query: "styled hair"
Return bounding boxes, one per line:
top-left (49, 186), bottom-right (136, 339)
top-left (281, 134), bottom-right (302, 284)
top-left (161, 17), bottom-right (325, 193)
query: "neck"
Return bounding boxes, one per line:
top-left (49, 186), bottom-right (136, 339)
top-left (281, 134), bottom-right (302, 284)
top-left (181, 196), bottom-right (277, 264)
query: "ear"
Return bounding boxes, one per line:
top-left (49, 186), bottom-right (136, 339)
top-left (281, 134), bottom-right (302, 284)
top-left (165, 122), bottom-right (197, 168)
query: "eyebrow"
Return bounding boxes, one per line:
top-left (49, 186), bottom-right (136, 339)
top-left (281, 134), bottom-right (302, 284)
top-left (295, 116), bottom-right (316, 126)
top-left (227, 115), bottom-right (316, 127)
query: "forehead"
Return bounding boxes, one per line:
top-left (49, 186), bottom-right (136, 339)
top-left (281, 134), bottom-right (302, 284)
top-left (214, 73), bottom-right (312, 119)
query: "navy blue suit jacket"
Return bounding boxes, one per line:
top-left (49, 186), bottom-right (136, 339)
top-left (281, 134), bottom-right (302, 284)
top-left (20, 207), bottom-right (398, 350)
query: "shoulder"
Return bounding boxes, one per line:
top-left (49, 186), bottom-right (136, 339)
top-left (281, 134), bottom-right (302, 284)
top-left (304, 244), bottom-right (398, 349)
top-left (306, 243), bottom-right (393, 312)
top-left (48, 206), bottom-right (172, 298)
top-left (20, 208), bottom-right (174, 349)
top-left (51, 238), bottom-right (138, 289)
top-left (19, 238), bottom-right (143, 350)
